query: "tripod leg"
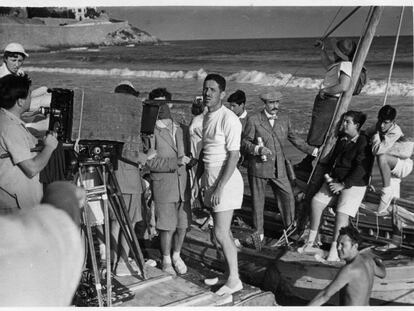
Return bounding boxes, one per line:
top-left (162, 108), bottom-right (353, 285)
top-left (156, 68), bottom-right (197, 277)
top-left (82, 204), bottom-right (104, 307)
top-left (102, 193), bottom-right (112, 306)
top-left (96, 165), bottom-right (147, 279)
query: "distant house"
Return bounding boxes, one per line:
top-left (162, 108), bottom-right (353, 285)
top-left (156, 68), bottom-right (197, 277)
top-left (70, 7), bottom-right (97, 21)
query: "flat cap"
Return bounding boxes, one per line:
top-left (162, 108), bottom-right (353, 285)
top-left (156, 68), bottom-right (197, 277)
top-left (260, 90), bottom-right (283, 102)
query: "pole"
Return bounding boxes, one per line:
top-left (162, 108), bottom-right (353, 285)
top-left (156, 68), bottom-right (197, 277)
top-left (305, 6), bottom-right (384, 202)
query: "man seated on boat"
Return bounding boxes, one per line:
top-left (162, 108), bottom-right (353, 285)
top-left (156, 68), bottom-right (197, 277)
top-left (299, 111), bottom-right (373, 261)
top-left (146, 101), bottom-right (192, 276)
top-left (366, 105), bottom-right (413, 215)
top-left (0, 74), bottom-right (58, 212)
top-left (242, 90), bottom-right (316, 248)
top-left (227, 89), bottom-right (248, 168)
top-left (308, 225), bottom-right (386, 306)
top-left (193, 74), bottom-right (244, 295)
top-left (295, 38), bottom-right (356, 173)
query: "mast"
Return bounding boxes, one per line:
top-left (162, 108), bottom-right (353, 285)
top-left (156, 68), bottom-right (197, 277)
top-left (304, 6), bottom-right (384, 205)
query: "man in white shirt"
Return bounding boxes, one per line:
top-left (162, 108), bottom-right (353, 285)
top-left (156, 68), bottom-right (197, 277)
top-left (194, 73), bottom-right (243, 295)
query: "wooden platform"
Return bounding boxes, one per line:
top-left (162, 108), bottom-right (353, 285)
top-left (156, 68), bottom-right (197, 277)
top-left (181, 225), bottom-right (280, 306)
top-left (111, 265), bottom-right (232, 306)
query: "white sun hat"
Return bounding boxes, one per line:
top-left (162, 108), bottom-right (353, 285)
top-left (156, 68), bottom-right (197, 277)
top-left (4, 42), bottom-right (29, 57)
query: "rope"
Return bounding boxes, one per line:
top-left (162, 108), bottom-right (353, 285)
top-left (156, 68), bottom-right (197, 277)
top-left (319, 7), bottom-right (362, 42)
top-left (382, 6), bottom-right (405, 106)
top-left (74, 89), bottom-right (85, 153)
top-left (322, 7), bottom-right (343, 38)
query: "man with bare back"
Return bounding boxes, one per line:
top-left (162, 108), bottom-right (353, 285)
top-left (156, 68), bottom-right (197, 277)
top-left (308, 225), bottom-right (386, 306)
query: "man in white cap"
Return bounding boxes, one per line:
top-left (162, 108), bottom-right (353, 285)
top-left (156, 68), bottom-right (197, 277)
top-left (242, 90), bottom-right (317, 248)
top-left (0, 42), bottom-right (28, 78)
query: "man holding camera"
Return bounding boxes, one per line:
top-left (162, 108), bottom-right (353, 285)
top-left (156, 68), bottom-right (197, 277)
top-left (0, 74), bottom-right (58, 212)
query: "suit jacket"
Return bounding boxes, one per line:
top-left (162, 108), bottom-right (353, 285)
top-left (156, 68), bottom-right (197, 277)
top-left (243, 110), bottom-right (314, 179)
top-left (328, 133), bottom-right (374, 188)
top-left (146, 121), bottom-right (190, 203)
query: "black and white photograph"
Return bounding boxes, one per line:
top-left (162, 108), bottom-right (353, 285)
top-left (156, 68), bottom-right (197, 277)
top-left (0, 1), bottom-right (413, 307)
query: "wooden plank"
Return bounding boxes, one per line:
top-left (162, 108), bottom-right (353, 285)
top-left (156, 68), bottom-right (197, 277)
top-left (164, 291), bottom-right (232, 306)
top-left (127, 274), bottom-right (173, 292)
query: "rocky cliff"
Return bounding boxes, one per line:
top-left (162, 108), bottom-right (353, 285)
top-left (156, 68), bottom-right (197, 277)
top-left (0, 16), bottom-right (160, 51)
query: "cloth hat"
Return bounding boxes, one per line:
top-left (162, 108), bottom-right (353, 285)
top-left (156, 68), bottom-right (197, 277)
top-left (4, 42), bottom-right (29, 57)
top-left (114, 80), bottom-right (140, 97)
top-left (333, 39), bottom-right (355, 62)
top-left (260, 90), bottom-right (283, 102)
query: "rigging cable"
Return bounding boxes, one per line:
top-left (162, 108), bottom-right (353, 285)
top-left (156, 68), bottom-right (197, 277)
top-left (383, 6), bottom-right (405, 106)
top-left (283, 7), bottom-right (343, 88)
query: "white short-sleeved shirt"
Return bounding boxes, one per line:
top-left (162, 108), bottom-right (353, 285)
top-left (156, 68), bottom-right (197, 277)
top-left (0, 108), bottom-right (43, 211)
top-left (322, 61), bottom-right (352, 90)
top-left (202, 105), bottom-right (242, 168)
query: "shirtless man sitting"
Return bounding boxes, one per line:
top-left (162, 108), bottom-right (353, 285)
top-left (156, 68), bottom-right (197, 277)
top-left (308, 225), bottom-right (386, 306)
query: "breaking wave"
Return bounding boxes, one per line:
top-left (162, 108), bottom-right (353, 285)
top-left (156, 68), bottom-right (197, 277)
top-left (25, 66), bottom-right (413, 97)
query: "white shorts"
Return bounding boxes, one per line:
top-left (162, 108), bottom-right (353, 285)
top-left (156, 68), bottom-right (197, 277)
top-left (202, 166), bottom-right (244, 213)
top-left (312, 182), bottom-right (367, 217)
top-left (392, 158), bottom-right (413, 179)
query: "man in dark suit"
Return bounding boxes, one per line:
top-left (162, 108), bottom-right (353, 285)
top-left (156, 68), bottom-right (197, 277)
top-left (243, 90), bottom-right (316, 246)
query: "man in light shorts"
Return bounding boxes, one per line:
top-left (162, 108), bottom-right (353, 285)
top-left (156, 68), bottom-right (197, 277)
top-left (193, 73), bottom-right (243, 295)
top-left (299, 111), bottom-right (373, 261)
top-left (366, 105), bottom-right (413, 214)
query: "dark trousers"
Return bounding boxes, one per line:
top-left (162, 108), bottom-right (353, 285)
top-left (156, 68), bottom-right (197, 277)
top-left (249, 174), bottom-right (295, 233)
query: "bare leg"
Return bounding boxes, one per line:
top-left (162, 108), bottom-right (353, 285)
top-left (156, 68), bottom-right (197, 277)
top-left (310, 198), bottom-right (327, 232)
top-left (298, 196), bottom-right (327, 253)
top-left (377, 154), bottom-right (398, 187)
top-left (213, 210), bottom-right (241, 289)
top-left (172, 228), bottom-right (187, 253)
top-left (160, 230), bottom-right (174, 257)
top-left (327, 211), bottom-right (349, 261)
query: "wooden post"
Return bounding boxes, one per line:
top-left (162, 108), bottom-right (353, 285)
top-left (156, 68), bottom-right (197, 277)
top-left (303, 6), bottom-right (384, 206)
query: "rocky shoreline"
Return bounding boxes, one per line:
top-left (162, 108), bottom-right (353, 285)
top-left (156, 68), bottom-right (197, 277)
top-left (0, 16), bottom-right (160, 52)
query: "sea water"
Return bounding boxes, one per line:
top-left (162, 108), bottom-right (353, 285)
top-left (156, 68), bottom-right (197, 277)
top-left (24, 36), bottom-right (414, 199)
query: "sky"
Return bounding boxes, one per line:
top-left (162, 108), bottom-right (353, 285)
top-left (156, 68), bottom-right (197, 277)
top-left (102, 6), bottom-right (413, 41)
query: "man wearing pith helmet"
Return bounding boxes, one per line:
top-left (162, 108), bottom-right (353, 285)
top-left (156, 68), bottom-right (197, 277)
top-left (242, 89), bottom-right (316, 249)
top-left (0, 43), bottom-right (29, 78)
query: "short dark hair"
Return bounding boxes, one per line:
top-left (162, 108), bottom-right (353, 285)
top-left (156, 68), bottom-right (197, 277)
top-left (339, 225), bottom-right (361, 246)
top-left (378, 105), bottom-right (396, 122)
top-left (204, 73), bottom-right (226, 91)
top-left (114, 84), bottom-right (140, 97)
top-left (191, 101), bottom-right (204, 116)
top-left (343, 110), bottom-right (367, 130)
top-left (0, 74), bottom-right (31, 109)
top-left (3, 51), bottom-right (26, 59)
top-left (227, 90), bottom-right (246, 105)
top-left (148, 88), bottom-right (171, 100)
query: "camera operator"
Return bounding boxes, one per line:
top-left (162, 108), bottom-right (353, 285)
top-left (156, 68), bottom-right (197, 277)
top-left (0, 74), bottom-right (58, 212)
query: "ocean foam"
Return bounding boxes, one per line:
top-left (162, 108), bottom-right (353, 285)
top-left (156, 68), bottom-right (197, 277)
top-left (25, 66), bottom-right (413, 97)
